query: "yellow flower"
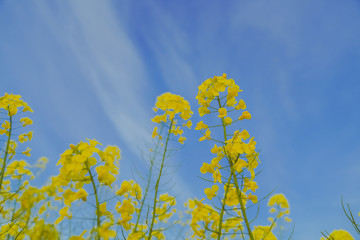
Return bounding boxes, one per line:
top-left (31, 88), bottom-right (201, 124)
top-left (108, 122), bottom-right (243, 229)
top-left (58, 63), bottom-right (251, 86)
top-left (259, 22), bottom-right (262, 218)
top-left (20, 117), bottom-right (33, 127)
top-left (199, 129), bottom-right (211, 141)
top-left (152, 127), bottom-right (158, 138)
top-left (243, 178), bottom-right (258, 192)
top-left (218, 108), bottom-right (227, 118)
top-left (76, 188), bottom-right (88, 202)
top-left (195, 121), bottom-right (208, 130)
top-left (183, 120), bottom-right (192, 128)
top-left (69, 230), bottom-right (87, 240)
top-left (235, 99), bottom-right (246, 110)
top-left (239, 111), bottom-right (252, 120)
top-left (117, 180), bottom-right (132, 196)
top-left (18, 131), bottom-right (33, 143)
top-left (0, 93), bottom-right (33, 116)
top-left (38, 205), bottom-right (46, 215)
top-left (153, 92), bottom-right (193, 121)
top-left (320, 229), bottom-right (354, 240)
top-left (234, 159), bottom-right (247, 172)
top-left (252, 225), bottom-right (276, 240)
top-left (98, 222), bottom-right (116, 240)
top-left (178, 136), bottom-right (186, 144)
top-left (22, 147), bottom-right (31, 156)
top-left (204, 185), bottom-right (219, 200)
top-left (268, 193), bottom-right (289, 209)
top-left (224, 117), bottom-right (232, 125)
top-left (210, 144), bottom-right (222, 154)
top-left (200, 162), bottom-right (215, 174)
top-left (212, 168), bottom-right (222, 183)
top-left (116, 180), bottom-right (142, 199)
top-left (247, 192), bottom-right (258, 203)
top-left (1, 121), bottom-right (10, 130)
top-left (55, 206), bottom-right (72, 225)
top-left (198, 106), bottom-right (210, 116)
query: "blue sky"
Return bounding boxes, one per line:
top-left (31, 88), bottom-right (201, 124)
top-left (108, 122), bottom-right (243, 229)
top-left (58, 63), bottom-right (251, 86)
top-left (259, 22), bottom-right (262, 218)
top-left (1, 0), bottom-right (360, 239)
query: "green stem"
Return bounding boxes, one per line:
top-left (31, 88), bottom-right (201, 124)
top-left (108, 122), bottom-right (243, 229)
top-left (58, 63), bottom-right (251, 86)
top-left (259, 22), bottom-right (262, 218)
top-left (217, 171), bottom-right (233, 240)
top-left (134, 134), bottom-right (161, 234)
top-left (86, 162), bottom-right (101, 240)
top-left (216, 96), bottom-right (254, 240)
top-left (0, 115), bottom-right (12, 193)
top-left (147, 120), bottom-right (173, 240)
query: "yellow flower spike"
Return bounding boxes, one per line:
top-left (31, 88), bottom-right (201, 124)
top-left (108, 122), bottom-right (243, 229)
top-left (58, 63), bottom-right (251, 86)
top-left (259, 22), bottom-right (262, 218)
top-left (22, 147), bottom-right (31, 156)
top-left (218, 108), bottom-right (227, 118)
top-left (285, 216), bottom-right (292, 222)
top-left (239, 110), bottom-right (252, 120)
top-left (235, 99), bottom-right (247, 110)
top-left (224, 117), bottom-right (232, 125)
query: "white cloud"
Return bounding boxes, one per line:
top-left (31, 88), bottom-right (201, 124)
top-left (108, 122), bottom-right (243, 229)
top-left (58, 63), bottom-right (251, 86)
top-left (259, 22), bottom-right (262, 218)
top-left (34, 0), bottom-right (155, 154)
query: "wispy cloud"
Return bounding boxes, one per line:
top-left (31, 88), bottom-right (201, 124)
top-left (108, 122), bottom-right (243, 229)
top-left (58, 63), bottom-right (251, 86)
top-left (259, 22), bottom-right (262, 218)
top-left (133, 1), bottom-right (199, 98)
top-left (34, 0), bottom-right (155, 154)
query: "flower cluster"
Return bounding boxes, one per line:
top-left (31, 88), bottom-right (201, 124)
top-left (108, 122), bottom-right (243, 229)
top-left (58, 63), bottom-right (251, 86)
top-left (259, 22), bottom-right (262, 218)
top-left (0, 78), bottom-right (357, 240)
top-left (188, 74), bottom-right (287, 239)
top-left (152, 92), bottom-right (193, 144)
top-left (0, 93), bottom-right (33, 116)
top-left (54, 139), bottom-right (120, 189)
